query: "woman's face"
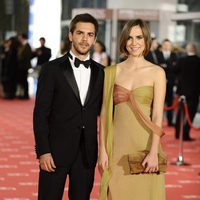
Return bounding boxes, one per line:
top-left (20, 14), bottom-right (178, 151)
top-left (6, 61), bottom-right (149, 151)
top-left (126, 25), bottom-right (145, 57)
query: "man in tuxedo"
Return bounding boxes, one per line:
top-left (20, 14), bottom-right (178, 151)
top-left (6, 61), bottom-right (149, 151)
top-left (157, 39), bottom-right (178, 126)
top-left (33, 13), bottom-right (104, 200)
top-left (32, 37), bottom-right (51, 76)
top-left (174, 42), bottom-right (200, 141)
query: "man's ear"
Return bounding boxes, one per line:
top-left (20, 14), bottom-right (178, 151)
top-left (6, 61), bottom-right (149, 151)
top-left (68, 32), bottom-right (72, 42)
top-left (93, 37), bottom-right (97, 45)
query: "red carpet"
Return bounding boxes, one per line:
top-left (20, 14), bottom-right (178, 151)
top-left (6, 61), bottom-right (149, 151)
top-left (0, 98), bottom-right (200, 200)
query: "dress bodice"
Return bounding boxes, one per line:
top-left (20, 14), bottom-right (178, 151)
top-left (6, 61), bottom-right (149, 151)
top-left (113, 84), bottom-right (153, 106)
top-left (113, 84), bottom-right (164, 137)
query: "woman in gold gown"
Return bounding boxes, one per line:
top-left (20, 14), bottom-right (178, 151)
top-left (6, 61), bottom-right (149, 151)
top-left (98, 19), bottom-right (167, 200)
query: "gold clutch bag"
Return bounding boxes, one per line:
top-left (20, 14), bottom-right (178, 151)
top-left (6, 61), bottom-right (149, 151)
top-left (128, 150), bottom-right (167, 174)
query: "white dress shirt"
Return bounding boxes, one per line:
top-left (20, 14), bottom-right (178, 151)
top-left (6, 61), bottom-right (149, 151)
top-left (163, 51), bottom-right (170, 60)
top-left (68, 51), bottom-right (91, 105)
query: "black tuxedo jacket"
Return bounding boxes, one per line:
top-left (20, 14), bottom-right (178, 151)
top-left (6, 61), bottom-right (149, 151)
top-left (33, 53), bottom-right (104, 168)
top-left (34, 46), bottom-right (51, 66)
top-left (145, 50), bottom-right (159, 65)
top-left (18, 43), bottom-right (32, 70)
top-left (174, 55), bottom-right (200, 96)
top-left (157, 51), bottom-right (177, 84)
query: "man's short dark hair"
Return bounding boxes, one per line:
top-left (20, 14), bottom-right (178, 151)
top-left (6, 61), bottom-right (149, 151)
top-left (39, 37), bottom-right (45, 42)
top-left (20, 33), bottom-right (28, 39)
top-left (69, 13), bottom-right (99, 36)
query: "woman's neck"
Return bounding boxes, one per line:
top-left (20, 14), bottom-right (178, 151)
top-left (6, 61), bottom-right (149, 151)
top-left (125, 56), bottom-right (147, 69)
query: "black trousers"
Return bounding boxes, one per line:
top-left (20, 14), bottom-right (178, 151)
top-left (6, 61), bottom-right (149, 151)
top-left (165, 83), bottom-right (174, 125)
top-left (175, 95), bottom-right (199, 140)
top-left (17, 69), bottom-right (29, 98)
top-left (38, 147), bottom-right (95, 200)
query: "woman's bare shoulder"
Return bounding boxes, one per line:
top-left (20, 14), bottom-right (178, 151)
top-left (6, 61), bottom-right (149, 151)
top-left (148, 64), bottom-right (165, 76)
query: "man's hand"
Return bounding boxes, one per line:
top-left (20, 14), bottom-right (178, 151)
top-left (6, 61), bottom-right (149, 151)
top-left (39, 153), bottom-right (56, 172)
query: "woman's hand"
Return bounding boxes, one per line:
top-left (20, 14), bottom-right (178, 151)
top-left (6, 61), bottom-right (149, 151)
top-left (142, 152), bottom-right (159, 173)
top-left (98, 148), bottom-right (108, 176)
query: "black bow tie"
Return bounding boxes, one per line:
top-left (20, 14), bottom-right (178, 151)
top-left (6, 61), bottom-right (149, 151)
top-left (67, 52), bottom-right (90, 68)
top-left (74, 57), bottom-right (91, 68)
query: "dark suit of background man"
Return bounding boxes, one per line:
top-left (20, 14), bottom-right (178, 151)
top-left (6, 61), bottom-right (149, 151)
top-left (174, 42), bottom-right (200, 141)
top-left (17, 33), bottom-right (32, 99)
top-left (145, 37), bottom-right (159, 65)
top-left (157, 39), bottom-right (178, 126)
top-left (33, 13), bottom-right (104, 200)
top-left (32, 37), bottom-right (51, 76)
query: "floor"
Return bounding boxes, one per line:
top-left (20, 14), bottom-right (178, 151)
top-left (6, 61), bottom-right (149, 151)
top-left (0, 98), bottom-right (200, 200)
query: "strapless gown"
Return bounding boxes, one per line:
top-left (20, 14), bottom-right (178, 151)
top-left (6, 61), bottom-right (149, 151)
top-left (107, 84), bottom-right (165, 200)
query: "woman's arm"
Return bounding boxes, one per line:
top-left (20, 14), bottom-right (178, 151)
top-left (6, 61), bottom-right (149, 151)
top-left (151, 67), bottom-right (166, 153)
top-left (143, 67), bottom-right (166, 173)
top-left (98, 94), bottom-right (109, 175)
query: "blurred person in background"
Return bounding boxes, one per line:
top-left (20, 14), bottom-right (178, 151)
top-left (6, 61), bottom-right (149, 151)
top-left (33, 13), bottom-right (104, 200)
top-left (0, 40), bottom-right (7, 98)
top-left (174, 42), bottom-right (200, 141)
top-left (145, 37), bottom-right (159, 65)
top-left (157, 39), bottom-right (178, 126)
top-left (57, 36), bottom-right (71, 57)
top-left (32, 37), bottom-right (51, 76)
top-left (92, 40), bottom-right (111, 66)
top-left (1, 37), bottom-right (19, 99)
top-left (17, 33), bottom-right (32, 99)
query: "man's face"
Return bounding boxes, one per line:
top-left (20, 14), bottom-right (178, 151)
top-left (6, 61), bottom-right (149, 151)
top-left (40, 39), bottom-right (45, 46)
top-left (18, 35), bottom-right (23, 44)
top-left (69, 22), bottom-right (96, 57)
top-left (162, 41), bottom-right (172, 51)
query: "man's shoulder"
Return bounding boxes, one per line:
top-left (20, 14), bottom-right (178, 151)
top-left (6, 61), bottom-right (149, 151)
top-left (179, 55), bottom-right (197, 61)
top-left (23, 43), bottom-right (32, 51)
top-left (91, 59), bottom-right (104, 69)
top-left (45, 46), bottom-right (51, 52)
top-left (42, 55), bottom-right (67, 70)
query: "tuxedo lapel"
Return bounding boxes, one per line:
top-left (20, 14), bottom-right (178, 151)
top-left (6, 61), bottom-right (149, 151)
top-left (61, 55), bottom-right (81, 103)
top-left (84, 60), bottom-right (99, 106)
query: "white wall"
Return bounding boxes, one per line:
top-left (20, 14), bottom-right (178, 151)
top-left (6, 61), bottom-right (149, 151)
top-left (107, 0), bottom-right (178, 10)
top-left (29, 0), bottom-right (62, 60)
top-left (107, 0), bottom-right (162, 9)
top-left (107, 0), bottom-right (178, 42)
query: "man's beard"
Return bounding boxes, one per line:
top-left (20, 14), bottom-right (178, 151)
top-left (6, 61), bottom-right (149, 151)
top-left (73, 43), bottom-right (90, 56)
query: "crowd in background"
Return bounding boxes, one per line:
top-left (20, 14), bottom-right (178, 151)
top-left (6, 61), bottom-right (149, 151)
top-left (0, 35), bottom-right (111, 101)
top-left (145, 38), bottom-right (200, 141)
top-left (0, 34), bottom-right (199, 140)
top-left (0, 34), bottom-right (51, 100)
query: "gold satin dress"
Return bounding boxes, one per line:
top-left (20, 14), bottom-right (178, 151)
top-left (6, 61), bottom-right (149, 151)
top-left (107, 84), bottom-right (165, 200)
